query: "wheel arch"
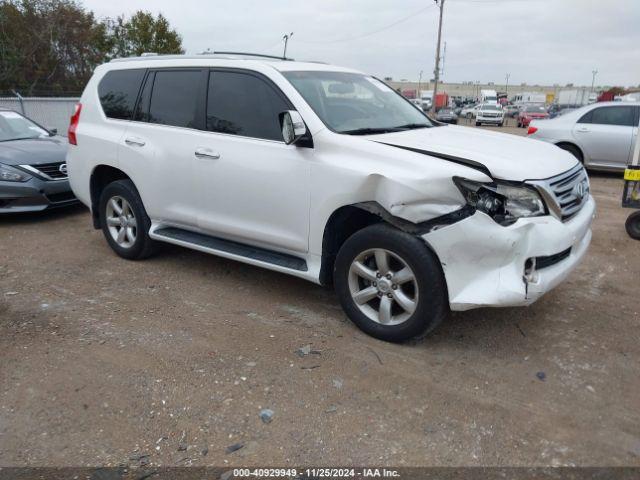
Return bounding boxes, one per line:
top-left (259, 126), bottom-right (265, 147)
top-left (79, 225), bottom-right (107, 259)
top-left (89, 165), bottom-right (131, 229)
top-left (319, 201), bottom-right (467, 286)
top-left (554, 141), bottom-right (585, 163)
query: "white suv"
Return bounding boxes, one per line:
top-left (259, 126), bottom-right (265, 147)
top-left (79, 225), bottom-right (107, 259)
top-left (67, 54), bottom-right (595, 342)
top-left (476, 103), bottom-right (505, 126)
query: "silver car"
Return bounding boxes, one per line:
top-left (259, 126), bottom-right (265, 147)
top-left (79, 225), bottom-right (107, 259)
top-left (528, 102), bottom-right (640, 171)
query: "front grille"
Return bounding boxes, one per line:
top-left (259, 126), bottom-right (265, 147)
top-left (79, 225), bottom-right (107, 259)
top-left (28, 162), bottom-right (68, 180)
top-left (533, 164), bottom-right (589, 222)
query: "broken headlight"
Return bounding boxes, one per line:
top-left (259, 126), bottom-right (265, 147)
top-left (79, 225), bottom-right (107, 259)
top-left (453, 177), bottom-right (546, 226)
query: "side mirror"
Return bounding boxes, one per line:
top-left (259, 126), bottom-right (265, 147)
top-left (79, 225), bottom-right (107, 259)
top-left (49, 128), bottom-right (58, 135)
top-left (280, 110), bottom-right (306, 145)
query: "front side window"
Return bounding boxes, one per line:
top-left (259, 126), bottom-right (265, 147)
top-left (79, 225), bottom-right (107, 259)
top-left (148, 70), bottom-right (201, 128)
top-left (206, 71), bottom-right (289, 141)
top-left (282, 71), bottom-right (432, 134)
top-left (98, 69), bottom-right (146, 120)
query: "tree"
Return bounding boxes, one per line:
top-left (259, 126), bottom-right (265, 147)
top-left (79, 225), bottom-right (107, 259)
top-left (0, 2), bottom-right (184, 94)
top-left (0, 0), bottom-right (112, 94)
top-left (109, 11), bottom-right (184, 58)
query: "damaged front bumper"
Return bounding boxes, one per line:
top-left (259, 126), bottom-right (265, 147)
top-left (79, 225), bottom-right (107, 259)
top-left (422, 195), bottom-right (595, 311)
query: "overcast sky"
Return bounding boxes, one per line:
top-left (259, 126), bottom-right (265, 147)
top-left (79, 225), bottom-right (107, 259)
top-left (82, 0), bottom-right (640, 87)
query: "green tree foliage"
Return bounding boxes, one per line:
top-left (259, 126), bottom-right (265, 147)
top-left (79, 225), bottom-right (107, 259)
top-left (0, 0), bottom-right (111, 94)
top-left (109, 11), bottom-right (184, 58)
top-left (0, 1), bottom-right (184, 94)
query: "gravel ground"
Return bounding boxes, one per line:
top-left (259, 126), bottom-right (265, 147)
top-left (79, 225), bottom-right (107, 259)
top-left (1, 126), bottom-right (639, 467)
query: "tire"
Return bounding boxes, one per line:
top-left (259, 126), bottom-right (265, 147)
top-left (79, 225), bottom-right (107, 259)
top-left (517, 121), bottom-right (521, 128)
top-left (557, 143), bottom-right (583, 163)
top-left (625, 211), bottom-right (640, 240)
top-left (99, 179), bottom-right (158, 260)
top-left (475, 121), bottom-right (480, 126)
top-left (333, 224), bottom-right (448, 342)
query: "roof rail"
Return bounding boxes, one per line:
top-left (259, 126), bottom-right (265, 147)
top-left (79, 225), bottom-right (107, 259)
top-left (213, 51), bottom-right (294, 61)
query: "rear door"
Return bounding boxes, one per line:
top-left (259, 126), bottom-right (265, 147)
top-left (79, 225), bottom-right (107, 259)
top-left (572, 105), bottom-right (636, 168)
top-left (119, 68), bottom-right (205, 227)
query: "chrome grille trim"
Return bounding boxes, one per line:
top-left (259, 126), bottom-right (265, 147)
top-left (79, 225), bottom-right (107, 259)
top-left (529, 163), bottom-right (590, 222)
top-left (19, 162), bottom-right (68, 181)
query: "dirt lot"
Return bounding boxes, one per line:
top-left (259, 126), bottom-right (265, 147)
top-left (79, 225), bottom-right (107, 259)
top-left (1, 125), bottom-right (639, 467)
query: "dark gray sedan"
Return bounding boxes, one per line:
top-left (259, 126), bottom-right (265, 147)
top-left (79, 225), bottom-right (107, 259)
top-left (435, 108), bottom-right (458, 124)
top-left (0, 109), bottom-right (77, 213)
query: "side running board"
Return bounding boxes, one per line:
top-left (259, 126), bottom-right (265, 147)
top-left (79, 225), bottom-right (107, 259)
top-left (152, 227), bottom-right (308, 272)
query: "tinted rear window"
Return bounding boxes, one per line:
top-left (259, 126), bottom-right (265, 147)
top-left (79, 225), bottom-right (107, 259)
top-left (148, 70), bottom-right (201, 128)
top-left (98, 69), bottom-right (146, 120)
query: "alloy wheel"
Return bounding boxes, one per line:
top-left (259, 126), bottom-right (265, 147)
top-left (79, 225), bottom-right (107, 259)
top-left (105, 195), bottom-right (137, 248)
top-left (347, 248), bottom-right (419, 326)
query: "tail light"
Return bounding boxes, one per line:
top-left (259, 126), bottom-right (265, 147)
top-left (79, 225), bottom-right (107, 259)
top-left (527, 126), bottom-right (538, 135)
top-left (68, 103), bottom-right (82, 145)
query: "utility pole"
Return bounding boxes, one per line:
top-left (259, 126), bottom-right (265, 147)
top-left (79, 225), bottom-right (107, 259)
top-left (505, 73), bottom-right (510, 100)
top-left (283, 32), bottom-right (293, 59)
top-left (431, 0), bottom-right (445, 114)
top-left (590, 69), bottom-right (598, 94)
top-left (417, 70), bottom-right (423, 100)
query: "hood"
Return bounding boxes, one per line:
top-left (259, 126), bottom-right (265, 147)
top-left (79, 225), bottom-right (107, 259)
top-left (0, 136), bottom-right (67, 166)
top-left (369, 125), bottom-right (578, 181)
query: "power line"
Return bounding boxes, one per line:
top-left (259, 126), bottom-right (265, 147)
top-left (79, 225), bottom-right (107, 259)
top-left (296, 4), bottom-right (436, 44)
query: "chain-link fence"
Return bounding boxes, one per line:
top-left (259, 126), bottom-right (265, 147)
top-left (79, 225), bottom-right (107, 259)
top-left (0, 93), bottom-right (80, 136)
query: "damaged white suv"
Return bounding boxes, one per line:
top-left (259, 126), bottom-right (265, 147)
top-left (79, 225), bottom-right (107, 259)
top-left (67, 55), bottom-right (595, 342)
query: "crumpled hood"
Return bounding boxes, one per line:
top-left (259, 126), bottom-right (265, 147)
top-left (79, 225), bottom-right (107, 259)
top-left (370, 125), bottom-right (579, 181)
top-left (0, 137), bottom-right (67, 166)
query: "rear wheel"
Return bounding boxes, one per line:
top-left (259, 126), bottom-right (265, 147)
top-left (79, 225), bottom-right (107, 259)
top-left (99, 179), bottom-right (158, 260)
top-left (625, 211), bottom-right (640, 240)
top-left (334, 224), bottom-right (447, 342)
top-left (475, 121), bottom-right (480, 126)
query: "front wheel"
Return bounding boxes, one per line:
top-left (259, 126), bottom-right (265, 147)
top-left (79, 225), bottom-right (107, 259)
top-left (334, 224), bottom-right (448, 342)
top-left (625, 211), bottom-right (640, 240)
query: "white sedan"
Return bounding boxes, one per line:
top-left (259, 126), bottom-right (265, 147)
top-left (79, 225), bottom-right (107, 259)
top-left (460, 104), bottom-right (480, 119)
top-left (528, 102), bottom-right (640, 171)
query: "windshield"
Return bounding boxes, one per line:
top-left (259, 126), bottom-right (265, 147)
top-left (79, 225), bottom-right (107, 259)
top-left (480, 104), bottom-right (500, 110)
top-left (0, 110), bottom-right (49, 141)
top-left (525, 106), bottom-right (546, 113)
top-left (282, 71), bottom-right (432, 134)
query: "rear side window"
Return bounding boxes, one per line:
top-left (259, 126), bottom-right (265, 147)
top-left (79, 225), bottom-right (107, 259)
top-left (578, 106), bottom-right (635, 126)
top-left (98, 69), bottom-right (146, 120)
top-left (206, 71), bottom-right (289, 141)
top-left (148, 70), bottom-right (201, 128)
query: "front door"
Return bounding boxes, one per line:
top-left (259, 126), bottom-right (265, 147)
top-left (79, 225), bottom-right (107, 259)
top-left (194, 69), bottom-right (311, 254)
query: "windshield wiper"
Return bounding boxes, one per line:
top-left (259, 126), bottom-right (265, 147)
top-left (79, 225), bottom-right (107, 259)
top-left (0, 136), bottom-right (38, 142)
top-left (340, 127), bottom-right (402, 135)
top-left (393, 123), bottom-right (430, 130)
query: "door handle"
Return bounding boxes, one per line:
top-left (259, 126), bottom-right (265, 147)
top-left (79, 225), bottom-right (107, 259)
top-left (576, 127), bottom-right (590, 133)
top-left (125, 137), bottom-right (146, 146)
top-left (195, 148), bottom-right (220, 160)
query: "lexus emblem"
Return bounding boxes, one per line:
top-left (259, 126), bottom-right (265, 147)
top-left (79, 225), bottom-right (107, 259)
top-left (573, 180), bottom-right (588, 200)
top-left (59, 163), bottom-right (68, 175)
